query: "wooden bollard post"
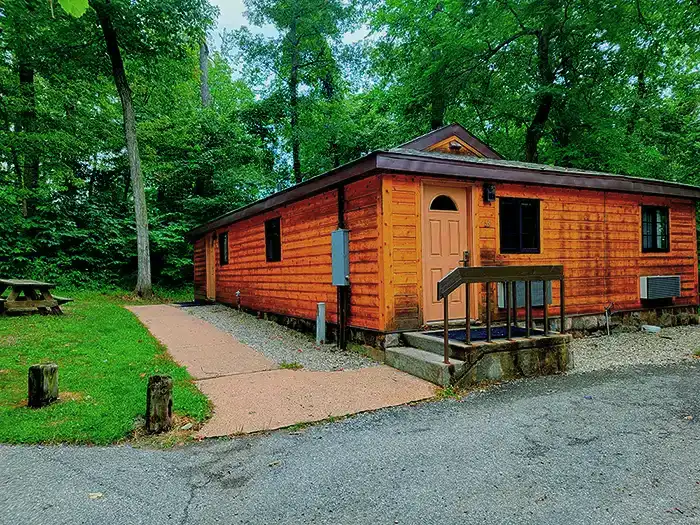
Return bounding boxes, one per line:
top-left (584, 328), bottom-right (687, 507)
top-left (146, 375), bottom-right (173, 433)
top-left (28, 363), bottom-right (59, 408)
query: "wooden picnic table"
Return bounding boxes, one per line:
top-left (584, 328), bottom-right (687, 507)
top-left (0, 279), bottom-right (72, 315)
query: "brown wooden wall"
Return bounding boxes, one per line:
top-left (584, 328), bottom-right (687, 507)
top-left (194, 172), bottom-right (697, 333)
top-left (478, 183), bottom-right (699, 315)
top-left (193, 237), bottom-right (206, 301)
top-left (192, 177), bottom-right (383, 331)
top-left (380, 175), bottom-right (423, 330)
top-left (379, 174), bottom-right (698, 330)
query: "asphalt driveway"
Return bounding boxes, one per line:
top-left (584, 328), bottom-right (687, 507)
top-left (2, 362), bottom-right (699, 525)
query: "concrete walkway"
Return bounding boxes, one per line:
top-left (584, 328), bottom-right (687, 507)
top-left (127, 305), bottom-right (435, 436)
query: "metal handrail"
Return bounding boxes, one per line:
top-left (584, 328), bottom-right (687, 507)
top-left (437, 265), bottom-right (566, 364)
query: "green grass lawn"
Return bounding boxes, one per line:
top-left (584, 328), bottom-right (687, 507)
top-left (0, 290), bottom-right (210, 444)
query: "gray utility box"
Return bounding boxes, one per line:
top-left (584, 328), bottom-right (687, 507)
top-left (331, 229), bottom-right (350, 286)
top-left (497, 281), bottom-right (552, 309)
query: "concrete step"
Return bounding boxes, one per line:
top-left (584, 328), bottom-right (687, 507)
top-left (385, 346), bottom-right (466, 387)
top-left (402, 331), bottom-right (471, 361)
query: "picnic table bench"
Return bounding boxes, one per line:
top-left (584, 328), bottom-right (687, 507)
top-left (0, 279), bottom-right (73, 315)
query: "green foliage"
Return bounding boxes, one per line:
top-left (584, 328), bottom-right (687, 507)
top-left (279, 361), bottom-right (304, 370)
top-left (0, 293), bottom-right (210, 444)
top-left (57, 0), bottom-right (88, 17)
top-left (0, 6), bottom-right (276, 287)
top-left (0, 0), bottom-right (698, 288)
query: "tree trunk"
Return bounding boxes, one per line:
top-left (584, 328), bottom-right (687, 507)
top-left (94, 1), bottom-right (152, 297)
top-left (627, 68), bottom-right (646, 134)
top-left (321, 72), bottom-right (341, 168)
top-left (199, 42), bottom-right (212, 107)
top-left (18, 61), bottom-right (39, 217)
top-left (288, 17), bottom-right (302, 184)
top-left (429, 53), bottom-right (446, 130)
top-left (430, 91), bottom-right (446, 131)
top-left (0, 94), bottom-right (25, 205)
top-left (524, 30), bottom-right (555, 163)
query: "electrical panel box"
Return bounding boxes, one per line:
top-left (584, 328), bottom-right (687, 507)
top-left (331, 229), bottom-right (350, 286)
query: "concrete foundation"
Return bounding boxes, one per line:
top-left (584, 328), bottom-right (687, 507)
top-left (391, 330), bottom-right (571, 387)
top-left (564, 305), bottom-right (699, 337)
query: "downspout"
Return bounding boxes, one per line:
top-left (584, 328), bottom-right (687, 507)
top-left (337, 185), bottom-right (349, 349)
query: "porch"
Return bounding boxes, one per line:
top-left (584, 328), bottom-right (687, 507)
top-left (385, 265), bottom-right (573, 387)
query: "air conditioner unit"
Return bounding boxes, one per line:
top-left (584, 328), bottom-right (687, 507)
top-left (497, 281), bottom-right (552, 309)
top-left (639, 276), bottom-right (681, 300)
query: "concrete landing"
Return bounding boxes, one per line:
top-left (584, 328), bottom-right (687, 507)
top-left (128, 305), bottom-right (436, 436)
top-left (385, 347), bottom-right (465, 387)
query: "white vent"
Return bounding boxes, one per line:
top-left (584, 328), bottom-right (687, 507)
top-left (640, 276), bottom-right (681, 300)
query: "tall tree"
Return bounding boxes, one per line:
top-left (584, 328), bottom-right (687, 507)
top-left (233, 0), bottom-right (356, 184)
top-left (55, 0), bottom-right (216, 296)
top-left (91, 1), bottom-right (151, 296)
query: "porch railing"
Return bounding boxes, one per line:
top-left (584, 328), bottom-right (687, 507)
top-left (436, 265), bottom-right (566, 364)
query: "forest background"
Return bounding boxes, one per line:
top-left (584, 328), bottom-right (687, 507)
top-left (1, 0), bottom-right (697, 293)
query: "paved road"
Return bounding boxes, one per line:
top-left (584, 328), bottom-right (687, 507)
top-left (2, 363), bottom-right (699, 525)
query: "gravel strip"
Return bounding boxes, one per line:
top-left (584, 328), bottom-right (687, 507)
top-left (182, 304), bottom-right (377, 371)
top-left (570, 324), bottom-right (700, 373)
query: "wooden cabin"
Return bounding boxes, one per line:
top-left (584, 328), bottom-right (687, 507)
top-left (188, 124), bottom-right (699, 339)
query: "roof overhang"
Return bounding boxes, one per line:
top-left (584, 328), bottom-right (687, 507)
top-left (186, 154), bottom-right (380, 239)
top-left (377, 150), bottom-right (700, 200)
top-left (187, 150), bottom-right (700, 240)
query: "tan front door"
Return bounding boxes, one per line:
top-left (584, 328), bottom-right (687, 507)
top-left (205, 233), bottom-right (216, 301)
top-left (422, 185), bottom-right (468, 322)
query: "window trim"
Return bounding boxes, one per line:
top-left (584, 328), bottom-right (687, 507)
top-left (499, 197), bottom-right (541, 254)
top-left (218, 232), bottom-right (229, 266)
top-left (265, 217), bottom-right (282, 263)
top-left (641, 205), bottom-right (670, 253)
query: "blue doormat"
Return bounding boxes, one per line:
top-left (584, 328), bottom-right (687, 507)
top-left (428, 325), bottom-right (542, 342)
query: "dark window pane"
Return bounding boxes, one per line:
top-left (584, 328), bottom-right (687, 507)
top-left (265, 218), bottom-right (282, 262)
top-left (499, 199), bottom-right (520, 253)
top-left (430, 195), bottom-right (458, 211)
top-left (499, 198), bottom-right (540, 254)
top-left (520, 201), bottom-right (539, 251)
top-left (641, 206), bottom-right (669, 252)
top-left (218, 232), bottom-right (229, 266)
top-left (642, 208), bottom-right (653, 250)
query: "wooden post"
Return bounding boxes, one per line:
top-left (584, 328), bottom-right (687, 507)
top-left (543, 280), bottom-right (549, 335)
top-left (511, 281), bottom-right (518, 329)
top-left (505, 281), bottom-right (512, 340)
top-left (462, 250), bottom-right (470, 345)
top-left (525, 281), bottom-right (532, 337)
top-left (443, 297), bottom-right (450, 364)
top-left (465, 283), bottom-right (471, 346)
top-left (560, 278), bottom-right (566, 333)
top-left (28, 363), bottom-right (58, 408)
top-left (486, 282), bottom-right (492, 343)
top-left (146, 375), bottom-right (173, 433)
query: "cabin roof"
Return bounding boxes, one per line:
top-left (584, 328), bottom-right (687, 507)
top-left (396, 123), bottom-right (503, 159)
top-left (188, 127), bottom-right (700, 239)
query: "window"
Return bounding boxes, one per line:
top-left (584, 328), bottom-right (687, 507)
top-left (218, 232), bottom-right (229, 265)
top-left (642, 206), bottom-right (669, 252)
top-left (430, 195), bottom-right (458, 211)
top-left (265, 217), bottom-right (282, 262)
top-left (499, 198), bottom-right (540, 254)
